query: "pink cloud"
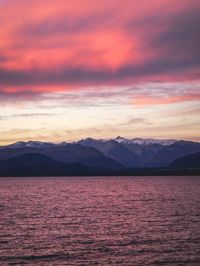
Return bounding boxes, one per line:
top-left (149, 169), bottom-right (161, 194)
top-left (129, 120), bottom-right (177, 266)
top-left (0, 0), bottom-right (199, 94)
top-left (133, 94), bottom-right (200, 106)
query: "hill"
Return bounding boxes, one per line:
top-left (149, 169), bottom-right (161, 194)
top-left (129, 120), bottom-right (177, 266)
top-left (169, 152), bottom-right (200, 169)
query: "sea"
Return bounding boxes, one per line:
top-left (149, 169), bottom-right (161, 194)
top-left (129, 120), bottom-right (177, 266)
top-left (0, 176), bottom-right (200, 265)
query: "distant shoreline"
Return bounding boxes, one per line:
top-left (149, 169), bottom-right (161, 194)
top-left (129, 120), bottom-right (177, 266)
top-left (0, 168), bottom-right (200, 178)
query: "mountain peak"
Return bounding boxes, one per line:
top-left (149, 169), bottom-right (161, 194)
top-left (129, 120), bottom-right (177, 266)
top-left (7, 140), bottom-right (54, 149)
top-left (114, 137), bottom-right (177, 145)
top-left (77, 136), bottom-right (178, 146)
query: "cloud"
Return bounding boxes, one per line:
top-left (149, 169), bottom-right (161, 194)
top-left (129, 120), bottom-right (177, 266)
top-left (19, 11), bottom-right (113, 38)
top-left (0, 0), bottom-right (199, 144)
top-left (153, 8), bottom-right (200, 57)
top-left (0, 0), bottom-right (199, 91)
top-left (133, 95), bottom-right (200, 106)
top-left (0, 113), bottom-right (57, 120)
top-left (118, 117), bottom-right (151, 126)
top-left (0, 81), bottom-right (200, 108)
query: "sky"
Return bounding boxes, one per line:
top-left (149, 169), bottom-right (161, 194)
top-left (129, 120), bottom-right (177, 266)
top-left (0, 0), bottom-right (199, 145)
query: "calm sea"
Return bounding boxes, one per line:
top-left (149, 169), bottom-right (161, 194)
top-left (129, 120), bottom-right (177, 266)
top-left (0, 176), bottom-right (200, 265)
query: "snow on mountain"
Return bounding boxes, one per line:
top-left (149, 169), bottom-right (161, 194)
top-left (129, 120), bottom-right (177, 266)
top-left (78, 137), bottom-right (109, 144)
top-left (114, 136), bottom-right (177, 146)
top-left (7, 141), bottom-right (55, 149)
top-left (78, 136), bottom-right (177, 146)
top-left (7, 141), bottom-right (26, 149)
top-left (4, 137), bottom-right (178, 150)
top-left (1, 137), bottom-right (199, 169)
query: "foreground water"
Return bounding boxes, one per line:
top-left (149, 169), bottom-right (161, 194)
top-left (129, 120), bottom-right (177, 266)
top-left (0, 176), bottom-right (200, 265)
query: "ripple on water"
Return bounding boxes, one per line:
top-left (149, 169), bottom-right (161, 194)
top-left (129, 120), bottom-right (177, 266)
top-left (0, 176), bottom-right (200, 265)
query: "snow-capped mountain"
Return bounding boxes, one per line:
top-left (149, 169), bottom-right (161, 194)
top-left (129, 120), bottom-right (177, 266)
top-left (114, 136), bottom-right (177, 146)
top-left (2, 137), bottom-right (200, 168)
top-left (7, 141), bottom-right (55, 149)
top-left (0, 141), bottom-right (122, 170)
top-left (79, 136), bottom-right (177, 146)
top-left (5, 137), bottom-right (178, 149)
top-left (77, 137), bottom-right (200, 167)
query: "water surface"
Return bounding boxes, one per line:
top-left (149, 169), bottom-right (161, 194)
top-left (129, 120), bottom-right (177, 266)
top-left (0, 176), bottom-right (200, 265)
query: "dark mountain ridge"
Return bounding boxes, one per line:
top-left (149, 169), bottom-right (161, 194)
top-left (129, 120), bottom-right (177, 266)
top-left (169, 152), bottom-right (200, 169)
top-left (0, 152), bottom-right (199, 177)
top-left (0, 153), bottom-right (87, 176)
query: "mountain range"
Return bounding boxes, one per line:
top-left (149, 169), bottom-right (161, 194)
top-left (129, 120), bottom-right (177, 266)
top-left (78, 137), bottom-right (200, 167)
top-left (0, 137), bottom-right (200, 176)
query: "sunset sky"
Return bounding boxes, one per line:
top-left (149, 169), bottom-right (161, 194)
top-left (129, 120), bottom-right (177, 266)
top-left (0, 0), bottom-right (199, 145)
